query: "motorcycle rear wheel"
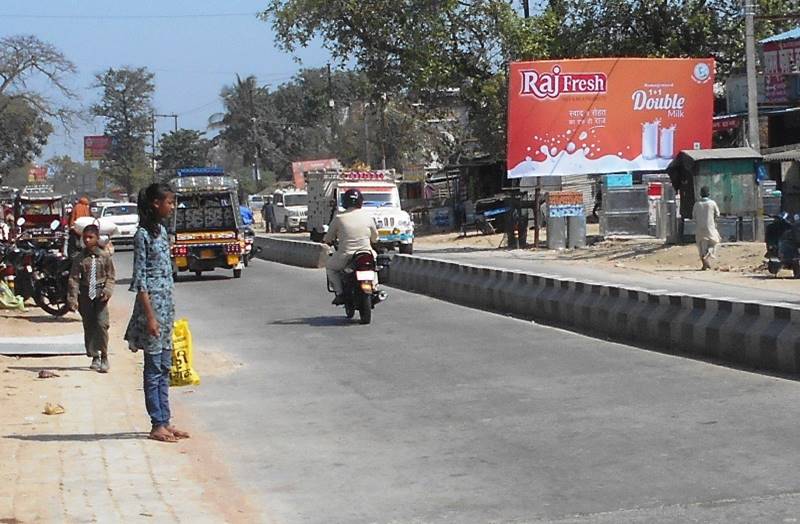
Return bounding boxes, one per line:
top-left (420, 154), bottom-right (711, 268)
top-left (359, 292), bottom-right (372, 325)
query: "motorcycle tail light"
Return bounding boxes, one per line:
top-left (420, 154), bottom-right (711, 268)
top-left (354, 253), bottom-right (375, 270)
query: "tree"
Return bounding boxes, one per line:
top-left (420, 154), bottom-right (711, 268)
top-left (0, 94), bottom-right (52, 172)
top-left (91, 67), bottom-right (155, 195)
top-left (156, 129), bottom-right (210, 174)
top-left (45, 155), bottom-right (99, 196)
top-left (0, 34), bottom-right (78, 127)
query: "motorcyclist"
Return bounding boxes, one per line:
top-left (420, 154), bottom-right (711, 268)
top-left (323, 188), bottom-right (378, 305)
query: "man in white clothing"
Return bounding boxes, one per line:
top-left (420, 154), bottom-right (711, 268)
top-left (323, 188), bottom-right (378, 304)
top-left (692, 186), bottom-right (721, 270)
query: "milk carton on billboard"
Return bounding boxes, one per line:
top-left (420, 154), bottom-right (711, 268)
top-left (507, 58), bottom-right (714, 178)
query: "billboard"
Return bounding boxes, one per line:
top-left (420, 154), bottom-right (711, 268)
top-left (83, 135), bottom-right (113, 161)
top-left (291, 158), bottom-right (342, 188)
top-left (507, 58), bottom-right (714, 178)
top-left (762, 39), bottom-right (800, 104)
top-left (27, 166), bottom-right (48, 183)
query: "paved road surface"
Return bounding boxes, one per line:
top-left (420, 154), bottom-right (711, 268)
top-left (113, 252), bottom-right (800, 523)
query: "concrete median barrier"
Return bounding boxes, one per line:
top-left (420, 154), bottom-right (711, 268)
top-left (384, 254), bottom-right (800, 376)
top-left (253, 236), bottom-right (328, 269)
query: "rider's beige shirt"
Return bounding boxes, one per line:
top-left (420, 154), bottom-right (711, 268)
top-left (324, 208), bottom-right (378, 270)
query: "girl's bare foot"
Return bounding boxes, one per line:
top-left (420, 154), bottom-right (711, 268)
top-left (167, 426), bottom-right (190, 439)
top-left (149, 425), bottom-right (178, 443)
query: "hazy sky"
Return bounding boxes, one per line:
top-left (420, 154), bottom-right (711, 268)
top-left (0, 0), bottom-right (330, 162)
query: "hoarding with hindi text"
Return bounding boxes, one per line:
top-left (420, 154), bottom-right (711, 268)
top-left (83, 136), bottom-right (113, 161)
top-left (507, 58), bottom-right (715, 178)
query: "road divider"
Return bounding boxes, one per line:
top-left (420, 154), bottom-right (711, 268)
top-left (253, 236), bottom-right (328, 268)
top-left (384, 255), bottom-right (800, 376)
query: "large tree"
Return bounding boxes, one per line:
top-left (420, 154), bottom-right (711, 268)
top-left (91, 67), bottom-right (155, 195)
top-left (261, 0), bottom-right (800, 159)
top-left (0, 95), bottom-right (53, 172)
top-left (0, 35), bottom-right (77, 172)
top-left (156, 129), bottom-right (210, 174)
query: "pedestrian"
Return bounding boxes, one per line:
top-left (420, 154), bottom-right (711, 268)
top-left (692, 185), bottom-right (721, 270)
top-left (68, 196), bottom-right (92, 256)
top-left (67, 224), bottom-right (115, 373)
top-left (262, 195), bottom-right (275, 233)
top-left (124, 182), bottom-right (190, 443)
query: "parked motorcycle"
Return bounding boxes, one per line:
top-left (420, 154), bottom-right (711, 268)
top-left (765, 212), bottom-right (800, 278)
top-left (1, 218), bottom-right (71, 316)
top-left (328, 251), bottom-right (391, 324)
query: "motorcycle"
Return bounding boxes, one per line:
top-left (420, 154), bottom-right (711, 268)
top-left (328, 250), bottom-right (391, 324)
top-left (1, 217), bottom-right (71, 316)
top-left (242, 226), bottom-right (255, 267)
top-left (765, 212), bottom-right (800, 278)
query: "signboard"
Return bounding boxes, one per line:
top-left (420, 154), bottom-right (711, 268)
top-left (27, 166), bottom-right (48, 183)
top-left (762, 39), bottom-right (800, 104)
top-left (291, 158), bottom-right (342, 189)
top-left (83, 136), bottom-right (113, 161)
top-left (507, 58), bottom-right (715, 178)
top-left (604, 173), bottom-right (633, 188)
top-left (547, 191), bottom-right (584, 217)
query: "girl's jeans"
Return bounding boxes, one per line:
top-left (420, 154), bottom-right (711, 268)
top-left (144, 350), bottom-right (171, 428)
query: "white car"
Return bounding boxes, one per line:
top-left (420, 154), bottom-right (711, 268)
top-left (272, 189), bottom-right (308, 232)
top-left (100, 203), bottom-right (139, 245)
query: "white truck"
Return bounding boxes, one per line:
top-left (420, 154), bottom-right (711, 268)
top-left (271, 188), bottom-right (308, 232)
top-left (306, 169), bottom-right (414, 254)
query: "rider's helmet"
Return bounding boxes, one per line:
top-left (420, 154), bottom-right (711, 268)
top-left (342, 188), bottom-right (364, 209)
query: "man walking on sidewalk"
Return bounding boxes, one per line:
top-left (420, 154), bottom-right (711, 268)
top-left (693, 186), bottom-right (721, 270)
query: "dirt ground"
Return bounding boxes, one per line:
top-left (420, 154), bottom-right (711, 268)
top-left (0, 299), bottom-right (265, 523)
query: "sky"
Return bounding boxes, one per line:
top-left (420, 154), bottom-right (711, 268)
top-left (0, 0), bottom-right (331, 162)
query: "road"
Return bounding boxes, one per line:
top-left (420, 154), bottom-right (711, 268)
top-left (112, 251), bottom-right (800, 523)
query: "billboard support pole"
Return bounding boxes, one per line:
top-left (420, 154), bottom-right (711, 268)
top-left (744, 1), bottom-right (761, 151)
top-left (533, 181), bottom-right (540, 249)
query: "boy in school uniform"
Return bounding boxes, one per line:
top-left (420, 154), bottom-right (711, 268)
top-left (67, 224), bottom-right (116, 372)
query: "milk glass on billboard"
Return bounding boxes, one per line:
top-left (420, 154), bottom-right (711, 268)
top-left (507, 58), bottom-right (715, 178)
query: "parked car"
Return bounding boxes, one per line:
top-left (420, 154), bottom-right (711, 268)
top-left (272, 189), bottom-right (308, 232)
top-left (100, 203), bottom-right (139, 246)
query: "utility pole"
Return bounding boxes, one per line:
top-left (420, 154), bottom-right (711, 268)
top-left (364, 102), bottom-right (371, 167)
top-left (327, 63), bottom-right (336, 142)
top-left (522, 0), bottom-right (530, 18)
top-left (155, 113), bottom-right (178, 132)
top-left (744, 0), bottom-right (761, 150)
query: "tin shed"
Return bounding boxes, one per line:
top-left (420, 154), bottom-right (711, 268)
top-left (667, 148), bottom-right (762, 218)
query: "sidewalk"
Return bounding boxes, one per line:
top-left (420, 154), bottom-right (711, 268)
top-left (415, 233), bottom-right (800, 308)
top-left (0, 297), bottom-right (265, 523)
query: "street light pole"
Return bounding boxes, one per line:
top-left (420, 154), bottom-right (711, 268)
top-left (744, 0), bottom-right (761, 150)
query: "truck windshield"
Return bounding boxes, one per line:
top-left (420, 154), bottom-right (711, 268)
top-left (362, 192), bottom-right (395, 207)
top-left (22, 201), bottom-right (60, 215)
top-left (284, 194), bottom-right (308, 207)
top-left (174, 194), bottom-right (237, 231)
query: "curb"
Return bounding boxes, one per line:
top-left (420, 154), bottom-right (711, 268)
top-left (384, 255), bottom-right (800, 376)
top-left (253, 236), bottom-right (328, 269)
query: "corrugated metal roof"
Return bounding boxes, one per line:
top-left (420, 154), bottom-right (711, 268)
top-left (763, 149), bottom-right (800, 162)
top-left (761, 27), bottom-right (800, 44)
top-left (678, 147), bottom-right (762, 161)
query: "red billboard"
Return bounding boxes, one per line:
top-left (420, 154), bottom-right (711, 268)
top-left (291, 158), bottom-right (342, 188)
top-left (507, 58), bottom-right (715, 178)
top-left (83, 135), bottom-right (113, 161)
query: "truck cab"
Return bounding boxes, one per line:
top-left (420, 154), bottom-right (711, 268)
top-left (306, 170), bottom-right (414, 253)
top-left (169, 169), bottom-right (246, 279)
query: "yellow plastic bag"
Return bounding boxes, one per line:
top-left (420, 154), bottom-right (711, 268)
top-left (170, 318), bottom-right (201, 387)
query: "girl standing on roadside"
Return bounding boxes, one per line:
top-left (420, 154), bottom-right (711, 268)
top-left (124, 182), bottom-right (190, 443)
